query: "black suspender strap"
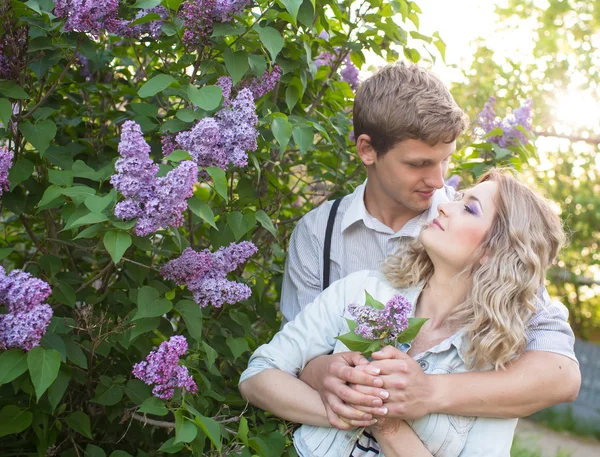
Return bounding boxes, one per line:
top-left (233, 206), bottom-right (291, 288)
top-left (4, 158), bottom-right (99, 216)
top-left (323, 197), bottom-right (343, 290)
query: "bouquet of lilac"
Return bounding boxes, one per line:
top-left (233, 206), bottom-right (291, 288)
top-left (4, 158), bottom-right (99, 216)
top-left (336, 292), bottom-right (428, 357)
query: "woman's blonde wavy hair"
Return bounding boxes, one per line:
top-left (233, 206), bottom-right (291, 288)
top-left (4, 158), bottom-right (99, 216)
top-left (383, 169), bottom-right (565, 370)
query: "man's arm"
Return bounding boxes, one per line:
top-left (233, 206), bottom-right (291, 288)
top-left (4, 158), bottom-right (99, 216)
top-left (280, 215), bottom-right (322, 325)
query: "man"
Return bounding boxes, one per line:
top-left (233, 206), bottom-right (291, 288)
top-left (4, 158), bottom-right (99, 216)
top-left (280, 62), bottom-right (580, 429)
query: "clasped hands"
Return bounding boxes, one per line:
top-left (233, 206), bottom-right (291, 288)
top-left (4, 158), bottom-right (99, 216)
top-left (301, 346), bottom-right (434, 433)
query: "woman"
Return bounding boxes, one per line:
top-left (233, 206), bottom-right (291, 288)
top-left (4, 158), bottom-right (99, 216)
top-left (239, 169), bottom-right (566, 457)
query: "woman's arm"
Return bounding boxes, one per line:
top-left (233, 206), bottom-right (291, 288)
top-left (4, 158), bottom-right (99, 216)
top-left (371, 420), bottom-right (433, 457)
top-left (239, 369), bottom-right (331, 427)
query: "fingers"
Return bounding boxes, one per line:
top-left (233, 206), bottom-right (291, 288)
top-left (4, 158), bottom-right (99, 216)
top-left (343, 351), bottom-right (370, 367)
top-left (350, 383), bottom-right (390, 400)
top-left (327, 393), bottom-right (380, 423)
top-left (371, 345), bottom-right (411, 360)
top-left (369, 358), bottom-right (409, 376)
top-left (331, 363), bottom-right (384, 388)
top-left (325, 380), bottom-right (385, 407)
top-left (348, 403), bottom-right (389, 416)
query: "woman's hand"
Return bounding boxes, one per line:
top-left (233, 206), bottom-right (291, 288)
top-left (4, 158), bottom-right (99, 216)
top-left (369, 415), bottom-right (404, 437)
top-left (369, 419), bottom-right (434, 457)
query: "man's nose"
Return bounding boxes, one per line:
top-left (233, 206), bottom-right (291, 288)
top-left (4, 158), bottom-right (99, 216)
top-left (424, 164), bottom-right (445, 189)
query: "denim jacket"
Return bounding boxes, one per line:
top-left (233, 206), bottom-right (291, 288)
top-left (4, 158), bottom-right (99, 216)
top-left (240, 270), bottom-right (520, 457)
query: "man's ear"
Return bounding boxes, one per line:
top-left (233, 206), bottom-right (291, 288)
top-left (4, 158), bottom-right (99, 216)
top-left (356, 134), bottom-right (377, 166)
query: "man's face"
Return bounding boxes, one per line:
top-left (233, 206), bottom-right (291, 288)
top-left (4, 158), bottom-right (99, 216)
top-left (368, 138), bottom-right (455, 215)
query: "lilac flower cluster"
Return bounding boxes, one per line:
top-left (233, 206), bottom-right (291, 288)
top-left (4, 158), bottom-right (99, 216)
top-left (348, 294), bottom-right (412, 341)
top-left (246, 66), bottom-right (282, 100)
top-left (176, 78), bottom-right (258, 169)
top-left (475, 96), bottom-right (533, 148)
top-left (0, 39), bottom-right (9, 80)
top-left (0, 146), bottom-right (13, 197)
top-left (54, 0), bottom-right (132, 37)
top-left (0, 266), bottom-right (53, 351)
top-left (160, 241), bottom-right (257, 308)
top-left (340, 56), bottom-right (359, 89)
top-left (111, 121), bottom-right (198, 236)
top-left (213, 0), bottom-right (252, 22)
top-left (181, 0), bottom-right (217, 50)
top-left (445, 175), bottom-right (461, 190)
top-left (133, 5), bottom-right (170, 38)
top-left (132, 335), bottom-right (198, 400)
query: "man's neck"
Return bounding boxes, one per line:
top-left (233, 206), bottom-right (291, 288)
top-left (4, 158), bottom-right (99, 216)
top-left (363, 182), bottom-right (424, 232)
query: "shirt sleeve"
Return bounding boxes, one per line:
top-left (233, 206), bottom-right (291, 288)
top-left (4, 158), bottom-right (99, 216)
top-left (525, 288), bottom-right (577, 362)
top-left (279, 212), bottom-right (323, 325)
top-left (240, 271), bottom-right (370, 384)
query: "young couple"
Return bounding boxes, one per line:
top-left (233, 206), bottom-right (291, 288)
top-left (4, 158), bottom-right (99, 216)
top-left (239, 62), bottom-right (581, 456)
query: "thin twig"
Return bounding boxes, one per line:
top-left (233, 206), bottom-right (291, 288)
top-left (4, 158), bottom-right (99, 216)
top-left (132, 413), bottom-right (175, 429)
top-left (76, 262), bottom-right (114, 293)
top-left (19, 215), bottom-right (40, 247)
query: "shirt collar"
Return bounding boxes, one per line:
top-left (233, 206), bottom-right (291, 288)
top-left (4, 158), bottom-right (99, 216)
top-left (340, 182), bottom-right (455, 238)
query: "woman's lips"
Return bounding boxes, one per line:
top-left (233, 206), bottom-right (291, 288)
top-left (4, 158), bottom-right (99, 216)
top-left (431, 219), bottom-right (444, 231)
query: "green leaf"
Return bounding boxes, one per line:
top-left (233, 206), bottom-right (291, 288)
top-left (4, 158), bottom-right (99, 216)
top-left (85, 192), bottom-right (114, 213)
top-left (164, 149), bottom-right (193, 163)
top-left (37, 185), bottom-right (63, 208)
top-left (103, 231), bottom-right (132, 264)
top-left (130, 317), bottom-right (161, 341)
top-left (65, 338), bottom-right (87, 369)
top-left (0, 98), bottom-right (12, 126)
top-left (484, 127), bottom-right (504, 139)
top-left (48, 169), bottom-right (73, 187)
top-left (175, 300), bottom-right (203, 344)
top-left (124, 379), bottom-right (151, 405)
top-left (227, 211), bottom-right (256, 241)
top-left (188, 197), bottom-right (217, 229)
top-left (85, 444), bottom-right (106, 457)
top-left (139, 396), bottom-right (168, 416)
top-left (72, 160), bottom-right (104, 181)
top-left (109, 452), bottom-right (133, 457)
top-left (224, 48), bottom-right (249, 85)
top-left (175, 410), bottom-right (198, 444)
top-left (255, 209), bottom-right (277, 237)
top-left (161, 0), bottom-right (183, 11)
top-left (237, 416), bottom-right (249, 446)
top-left (131, 102), bottom-right (159, 117)
top-left (133, 286), bottom-right (173, 321)
top-left (272, 116), bottom-right (293, 151)
top-left (193, 414), bottom-right (222, 451)
top-left (495, 147), bottom-right (512, 159)
top-left (18, 119), bottom-right (56, 154)
top-left (0, 81), bottom-right (30, 99)
top-left (0, 248), bottom-right (13, 260)
top-left (255, 26), bottom-right (284, 62)
top-left (27, 347), bottom-right (61, 401)
top-left (293, 126), bottom-right (314, 155)
top-left (226, 335), bottom-right (249, 362)
top-left (74, 224), bottom-right (104, 240)
top-left (66, 212), bottom-right (108, 230)
top-left (248, 54), bottom-right (267, 78)
top-left (8, 158), bottom-right (34, 190)
top-left (396, 317), bottom-right (428, 344)
top-left (91, 383), bottom-right (124, 406)
top-left (62, 185), bottom-right (96, 204)
top-left (134, 0), bottom-right (162, 7)
top-left (130, 12), bottom-right (161, 26)
top-left (335, 331), bottom-right (381, 357)
top-left (285, 85), bottom-right (300, 111)
top-left (187, 84), bottom-right (223, 111)
top-left (138, 74), bottom-right (177, 98)
top-left (202, 341), bottom-right (218, 370)
top-left (53, 282), bottom-right (77, 307)
top-left (279, 0), bottom-right (303, 23)
top-left (205, 166), bottom-right (228, 202)
top-left (158, 437), bottom-right (184, 453)
top-left (0, 406), bottom-right (33, 438)
top-left (364, 290), bottom-right (384, 309)
top-left (66, 411), bottom-right (93, 439)
top-left (47, 367), bottom-right (70, 412)
top-left (0, 349), bottom-right (28, 386)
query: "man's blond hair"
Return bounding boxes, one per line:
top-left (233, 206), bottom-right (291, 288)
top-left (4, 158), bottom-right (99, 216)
top-left (353, 61), bottom-right (469, 156)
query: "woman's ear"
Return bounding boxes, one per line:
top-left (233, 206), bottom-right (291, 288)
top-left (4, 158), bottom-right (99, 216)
top-left (356, 134), bottom-right (377, 166)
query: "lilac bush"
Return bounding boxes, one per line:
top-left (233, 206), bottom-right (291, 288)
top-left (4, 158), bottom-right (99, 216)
top-left (0, 146), bottom-right (13, 196)
top-left (132, 335), bottom-right (198, 400)
top-left (111, 121), bottom-right (198, 236)
top-left (0, 267), bottom-right (53, 351)
top-left (161, 242), bottom-right (257, 308)
top-left (475, 96), bottom-right (533, 147)
top-left (340, 56), bottom-right (359, 89)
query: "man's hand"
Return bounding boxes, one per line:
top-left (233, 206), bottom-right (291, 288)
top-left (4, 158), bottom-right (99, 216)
top-left (300, 352), bottom-right (389, 429)
top-left (366, 346), bottom-right (435, 420)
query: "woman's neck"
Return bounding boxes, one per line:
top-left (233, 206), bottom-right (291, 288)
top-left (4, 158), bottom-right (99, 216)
top-left (416, 270), bottom-right (470, 330)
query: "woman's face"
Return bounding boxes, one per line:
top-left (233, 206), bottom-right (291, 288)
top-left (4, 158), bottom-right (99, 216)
top-left (420, 180), bottom-right (499, 270)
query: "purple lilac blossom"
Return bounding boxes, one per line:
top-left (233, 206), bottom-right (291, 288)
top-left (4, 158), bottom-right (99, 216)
top-left (160, 241), bottom-right (257, 308)
top-left (132, 335), bottom-right (198, 400)
top-left (54, 0), bottom-right (132, 37)
top-left (445, 175), bottom-right (461, 190)
top-left (216, 76), bottom-right (233, 104)
top-left (212, 0), bottom-right (251, 22)
top-left (247, 66), bottom-right (282, 100)
top-left (161, 134), bottom-right (180, 157)
top-left (340, 56), bottom-right (359, 90)
top-left (475, 96), bottom-right (533, 148)
top-left (133, 5), bottom-right (169, 38)
top-left (0, 39), bottom-right (10, 79)
top-left (0, 146), bottom-right (14, 196)
top-left (111, 121), bottom-right (198, 236)
top-left (314, 51), bottom-right (337, 69)
top-left (348, 294), bottom-right (412, 341)
top-left (181, 0), bottom-right (217, 51)
top-left (0, 266), bottom-right (53, 351)
top-left (176, 81), bottom-right (258, 170)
